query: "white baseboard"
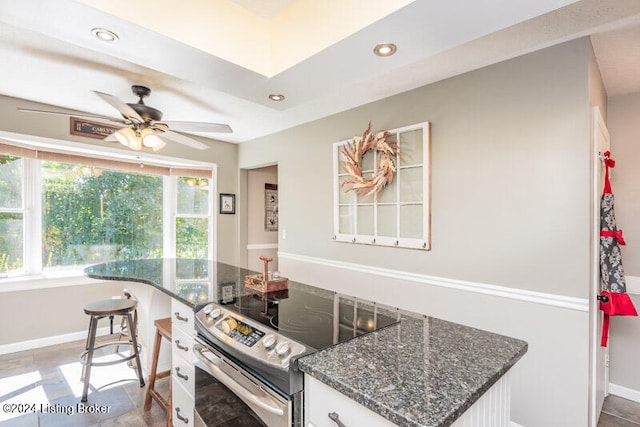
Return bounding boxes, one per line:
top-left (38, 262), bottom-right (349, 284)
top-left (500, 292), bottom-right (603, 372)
top-left (510, 422), bottom-right (525, 427)
top-left (609, 383), bottom-right (640, 403)
top-left (0, 326), bottom-right (112, 355)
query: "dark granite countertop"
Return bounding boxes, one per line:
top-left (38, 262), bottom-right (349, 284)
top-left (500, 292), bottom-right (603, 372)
top-left (298, 311), bottom-right (528, 427)
top-left (85, 259), bottom-right (528, 426)
top-left (84, 258), bottom-right (257, 308)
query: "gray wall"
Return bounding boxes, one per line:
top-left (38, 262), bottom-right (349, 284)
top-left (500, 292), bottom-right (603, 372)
top-left (239, 38), bottom-right (596, 426)
top-left (607, 92), bottom-right (640, 393)
top-left (0, 281), bottom-right (123, 345)
top-left (240, 38), bottom-right (592, 299)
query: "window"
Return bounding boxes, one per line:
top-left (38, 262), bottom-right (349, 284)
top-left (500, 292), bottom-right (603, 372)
top-left (41, 162), bottom-right (164, 269)
top-left (333, 122), bottom-right (431, 250)
top-left (0, 155), bottom-right (24, 274)
top-left (0, 143), bottom-right (215, 278)
top-left (175, 176), bottom-right (211, 259)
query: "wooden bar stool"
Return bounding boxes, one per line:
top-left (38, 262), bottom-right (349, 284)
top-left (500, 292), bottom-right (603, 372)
top-left (144, 317), bottom-right (172, 426)
top-left (80, 299), bottom-right (145, 402)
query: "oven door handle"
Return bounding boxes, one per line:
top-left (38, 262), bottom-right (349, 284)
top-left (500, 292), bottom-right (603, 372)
top-left (193, 342), bottom-right (285, 417)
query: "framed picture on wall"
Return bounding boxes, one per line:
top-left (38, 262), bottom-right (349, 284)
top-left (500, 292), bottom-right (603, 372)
top-left (265, 183), bottom-right (278, 231)
top-left (219, 193), bottom-right (236, 214)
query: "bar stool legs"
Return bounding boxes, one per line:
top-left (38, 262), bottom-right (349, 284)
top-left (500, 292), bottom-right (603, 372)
top-left (144, 317), bottom-right (172, 427)
top-left (80, 299), bottom-right (145, 403)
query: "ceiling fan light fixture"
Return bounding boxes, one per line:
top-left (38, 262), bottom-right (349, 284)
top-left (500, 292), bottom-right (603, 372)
top-left (373, 43), bottom-right (397, 57)
top-left (140, 128), bottom-right (160, 148)
top-left (150, 139), bottom-right (166, 152)
top-left (114, 127), bottom-right (137, 148)
top-left (91, 28), bottom-right (119, 43)
top-left (128, 136), bottom-right (142, 151)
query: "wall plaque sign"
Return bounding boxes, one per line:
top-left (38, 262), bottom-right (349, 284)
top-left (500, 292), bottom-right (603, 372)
top-left (70, 117), bottom-right (121, 139)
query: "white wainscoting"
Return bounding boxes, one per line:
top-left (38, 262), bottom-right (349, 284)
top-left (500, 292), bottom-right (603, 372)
top-left (279, 252), bottom-right (588, 312)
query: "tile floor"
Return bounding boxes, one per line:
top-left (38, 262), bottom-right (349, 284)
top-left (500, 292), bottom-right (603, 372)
top-left (0, 335), bottom-right (170, 426)
top-left (1, 336), bottom-right (640, 426)
top-left (599, 395), bottom-right (640, 427)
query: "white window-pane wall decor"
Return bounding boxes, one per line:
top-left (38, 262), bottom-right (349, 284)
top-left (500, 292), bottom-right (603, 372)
top-left (333, 122), bottom-right (431, 250)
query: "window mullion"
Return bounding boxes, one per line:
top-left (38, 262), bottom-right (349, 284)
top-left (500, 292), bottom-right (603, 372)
top-left (25, 158), bottom-right (42, 274)
top-left (164, 175), bottom-right (176, 258)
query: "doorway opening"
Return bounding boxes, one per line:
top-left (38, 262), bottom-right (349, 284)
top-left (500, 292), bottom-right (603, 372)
top-left (241, 165), bottom-right (279, 273)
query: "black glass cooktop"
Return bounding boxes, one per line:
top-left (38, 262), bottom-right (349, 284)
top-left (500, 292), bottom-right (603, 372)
top-left (215, 283), bottom-right (399, 351)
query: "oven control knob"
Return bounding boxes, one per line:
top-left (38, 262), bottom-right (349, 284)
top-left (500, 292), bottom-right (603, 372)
top-left (275, 340), bottom-right (291, 356)
top-left (262, 334), bottom-right (276, 349)
top-left (208, 308), bottom-right (223, 319)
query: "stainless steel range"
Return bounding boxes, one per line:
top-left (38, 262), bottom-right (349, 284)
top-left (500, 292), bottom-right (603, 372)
top-left (193, 282), bottom-right (398, 427)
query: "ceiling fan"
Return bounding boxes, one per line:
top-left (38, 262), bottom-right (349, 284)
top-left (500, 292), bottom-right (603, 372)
top-left (18, 85), bottom-right (232, 151)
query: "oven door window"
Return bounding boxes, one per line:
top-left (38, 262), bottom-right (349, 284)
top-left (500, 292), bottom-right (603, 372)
top-left (195, 366), bottom-right (268, 426)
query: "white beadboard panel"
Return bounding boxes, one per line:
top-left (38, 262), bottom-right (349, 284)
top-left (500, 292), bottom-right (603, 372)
top-left (451, 374), bottom-right (510, 427)
top-left (279, 252), bottom-right (588, 311)
top-left (279, 252), bottom-right (591, 427)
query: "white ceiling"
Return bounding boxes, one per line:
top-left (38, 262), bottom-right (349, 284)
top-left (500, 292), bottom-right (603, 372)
top-left (227, 0), bottom-right (296, 20)
top-left (0, 0), bottom-right (640, 146)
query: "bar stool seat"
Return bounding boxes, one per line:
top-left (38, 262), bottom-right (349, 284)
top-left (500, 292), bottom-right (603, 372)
top-left (144, 317), bottom-right (172, 427)
top-left (80, 299), bottom-right (145, 402)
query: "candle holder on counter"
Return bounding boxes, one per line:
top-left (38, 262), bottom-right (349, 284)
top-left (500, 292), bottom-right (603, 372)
top-left (244, 256), bottom-right (289, 293)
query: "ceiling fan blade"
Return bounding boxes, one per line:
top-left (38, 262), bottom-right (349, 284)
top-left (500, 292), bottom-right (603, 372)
top-left (159, 129), bottom-right (209, 150)
top-left (93, 91), bottom-right (144, 123)
top-left (163, 120), bottom-right (233, 133)
top-left (17, 108), bottom-right (127, 124)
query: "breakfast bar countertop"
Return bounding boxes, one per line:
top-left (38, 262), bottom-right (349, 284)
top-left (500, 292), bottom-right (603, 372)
top-left (297, 311), bottom-right (528, 427)
top-left (83, 258), bottom-right (254, 308)
top-left (85, 258), bottom-right (528, 427)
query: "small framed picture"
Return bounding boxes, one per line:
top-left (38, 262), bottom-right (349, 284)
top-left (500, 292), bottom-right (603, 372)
top-left (219, 193), bottom-right (235, 214)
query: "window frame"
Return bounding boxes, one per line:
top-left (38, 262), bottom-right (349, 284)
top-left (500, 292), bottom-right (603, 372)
top-left (0, 138), bottom-right (217, 280)
top-left (332, 121), bottom-right (431, 250)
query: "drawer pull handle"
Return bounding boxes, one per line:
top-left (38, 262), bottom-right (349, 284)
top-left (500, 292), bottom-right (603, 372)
top-left (175, 407), bottom-right (189, 424)
top-left (175, 367), bottom-right (189, 381)
top-left (174, 312), bottom-right (189, 322)
top-left (328, 412), bottom-right (346, 427)
top-left (175, 340), bottom-right (189, 351)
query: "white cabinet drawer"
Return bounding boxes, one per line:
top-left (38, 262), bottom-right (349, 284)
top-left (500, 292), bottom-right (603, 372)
top-left (172, 324), bottom-right (195, 363)
top-left (172, 379), bottom-right (194, 427)
top-left (305, 376), bottom-right (395, 427)
top-left (172, 351), bottom-right (195, 395)
top-left (172, 300), bottom-right (194, 334)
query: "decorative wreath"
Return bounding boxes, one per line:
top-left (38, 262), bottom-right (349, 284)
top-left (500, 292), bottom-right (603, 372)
top-left (341, 122), bottom-right (399, 200)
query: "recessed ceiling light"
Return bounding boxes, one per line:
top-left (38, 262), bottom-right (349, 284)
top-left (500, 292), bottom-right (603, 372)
top-left (373, 43), bottom-right (397, 57)
top-left (269, 94), bottom-right (285, 101)
top-left (91, 28), bottom-right (119, 43)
